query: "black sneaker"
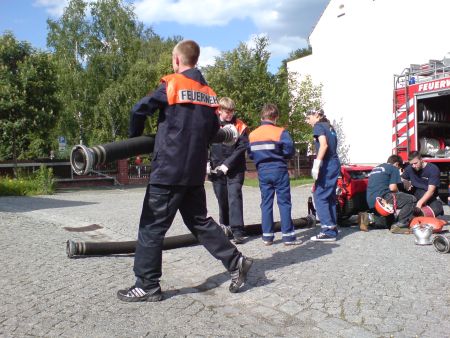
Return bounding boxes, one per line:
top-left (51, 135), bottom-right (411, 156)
top-left (219, 224), bottom-right (233, 238)
top-left (310, 232), bottom-right (337, 242)
top-left (232, 235), bottom-right (245, 244)
top-left (117, 285), bottom-right (163, 302)
top-left (229, 256), bottom-right (253, 293)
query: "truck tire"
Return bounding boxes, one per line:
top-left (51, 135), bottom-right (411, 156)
top-left (337, 199), bottom-right (354, 225)
top-left (343, 198), bottom-right (355, 216)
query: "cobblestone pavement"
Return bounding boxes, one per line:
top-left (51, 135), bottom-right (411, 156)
top-left (1, 183), bottom-right (449, 337)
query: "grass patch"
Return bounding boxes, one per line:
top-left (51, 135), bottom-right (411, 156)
top-left (244, 176), bottom-right (314, 187)
top-left (0, 165), bottom-right (55, 196)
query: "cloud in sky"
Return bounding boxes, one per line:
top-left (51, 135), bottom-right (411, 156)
top-left (197, 46), bottom-right (221, 67)
top-left (134, 0), bottom-right (327, 52)
top-left (34, 0), bottom-right (327, 63)
top-left (33, 0), bottom-right (69, 16)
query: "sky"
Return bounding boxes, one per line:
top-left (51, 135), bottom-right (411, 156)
top-left (0, 0), bottom-right (329, 73)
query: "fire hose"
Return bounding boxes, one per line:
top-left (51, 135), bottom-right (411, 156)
top-left (432, 234), bottom-right (450, 253)
top-left (67, 126), bottom-right (316, 258)
top-left (66, 216), bottom-right (316, 258)
top-left (70, 124), bottom-right (238, 175)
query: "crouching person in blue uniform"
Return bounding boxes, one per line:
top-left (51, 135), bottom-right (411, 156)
top-left (366, 155), bottom-right (416, 232)
top-left (306, 109), bottom-right (341, 242)
top-left (209, 97), bottom-right (248, 244)
top-left (117, 40), bottom-right (253, 302)
top-left (402, 151), bottom-right (444, 218)
top-left (248, 104), bottom-right (300, 246)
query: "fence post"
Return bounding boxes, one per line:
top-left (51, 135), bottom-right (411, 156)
top-left (116, 159), bottom-right (129, 185)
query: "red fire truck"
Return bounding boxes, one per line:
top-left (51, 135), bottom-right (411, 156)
top-left (393, 59), bottom-right (450, 203)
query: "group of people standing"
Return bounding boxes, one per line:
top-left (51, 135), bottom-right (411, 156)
top-left (116, 39), bottom-right (342, 303)
top-left (114, 39), bottom-right (444, 303)
top-left (208, 100), bottom-right (341, 246)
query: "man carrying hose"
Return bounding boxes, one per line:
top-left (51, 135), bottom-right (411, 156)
top-left (117, 40), bottom-right (253, 302)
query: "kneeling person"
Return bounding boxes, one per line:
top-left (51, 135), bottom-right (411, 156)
top-left (366, 155), bottom-right (416, 232)
top-left (402, 151), bottom-right (444, 218)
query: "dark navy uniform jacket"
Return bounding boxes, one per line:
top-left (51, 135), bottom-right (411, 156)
top-left (209, 116), bottom-right (248, 175)
top-left (129, 68), bottom-right (219, 186)
top-left (248, 121), bottom-right (295, 170)
top-left (366, 163), bottom-right (401, 208)
top-left (313, 122), bottom-right (340, 185)
top-left (402, 162), bottom-right (440, 197)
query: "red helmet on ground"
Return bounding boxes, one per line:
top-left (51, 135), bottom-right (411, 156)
top-left (420, 205), bottom-right (435, 218)
top-left (375, 197), bottom-right (395, 216)
top-left (410, 216), bottom-right (446, 233)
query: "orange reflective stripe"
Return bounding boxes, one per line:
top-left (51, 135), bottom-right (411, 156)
top-left (161, 74), bottom-right (218, 107)
top-left (235, 119), bottom-right (247, 135)
top-left (249, 125), bottom-right (284, 143)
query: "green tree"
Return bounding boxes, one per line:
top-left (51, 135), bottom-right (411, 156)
top-left (0, 32), bottom-right (60, 160)
top-left (275, 47), bottom-right (312, 123)
top-left (47, 0), bottom-right (178, 145)
top-left (47, 0), bottom-right (91, 146)
top-left (332, 117), bottom-right (351, 164)
top-left (203, 36), bottom-right (276, 130)
top-left (279, 47), bottom-right (312, 71)
top-left (288, 74), bottom-right (323, 153)
top-left (92, 35), bottom-right (179, 143)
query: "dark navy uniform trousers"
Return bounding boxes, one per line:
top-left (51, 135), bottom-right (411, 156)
top-left (211, 171), bottom-right (245, 236)
top-left (134, 184), bottom-right (241, 290)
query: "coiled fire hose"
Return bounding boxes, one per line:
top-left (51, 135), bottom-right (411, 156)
top-left (66, 216), bottom-right (316, 258)
top-left (432, 234), bottom-right (450, 253)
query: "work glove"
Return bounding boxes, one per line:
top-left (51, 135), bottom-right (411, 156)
top-left (221, 124), bottom-right (239, 146)
top-left (311, 159), bottom-right (322, 180)
top-left (215, 164), bottom-right (229, 177)
top-left (206, 162), bottom-right (211, 175)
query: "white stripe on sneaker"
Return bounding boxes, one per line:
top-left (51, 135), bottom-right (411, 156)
top-left (132, 288), bottom-right (145, 297)
top-left (262, 232), bottom-right (274, 237)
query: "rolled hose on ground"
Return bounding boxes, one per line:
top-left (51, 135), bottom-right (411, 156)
top-left (432, 234), bottom-right (450, 253)
top-left (66, 216), bottom-right (316, 258)
top-left (70, 127), bottom-right (238, 175)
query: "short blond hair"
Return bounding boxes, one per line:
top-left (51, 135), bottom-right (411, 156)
top-left (219, 97), bottom-right (235, 111)
top-left (173, 40), bottom-right (200, 66)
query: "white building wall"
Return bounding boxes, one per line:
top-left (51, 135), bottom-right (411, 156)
top-left (288, 0), bottom-right (450, 164)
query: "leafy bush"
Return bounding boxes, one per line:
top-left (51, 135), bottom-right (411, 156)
top-left (0, 165), bottom-right (55, 196)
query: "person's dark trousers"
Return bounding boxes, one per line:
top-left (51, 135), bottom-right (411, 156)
top-left (413, 189), bottom-right (444, 217)
top-left (211, 172), bottom-right (245, 237)
top-left (258, 169), bottom-right (296, 243)
top-left (133, 183), bottom-right (242, 290)
top-left (383, 191), bottom-right (416, 225)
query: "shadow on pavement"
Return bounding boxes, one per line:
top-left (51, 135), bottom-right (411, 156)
top-left (164, 226), bottom-right (359, 300)
top-left (0, 196), bottom-right (97, 212)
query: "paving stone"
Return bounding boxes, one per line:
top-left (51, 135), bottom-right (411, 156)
top-left (0, 187), bottom-right (449, 337)
top-left (278, 300), bottom-right (302, 316)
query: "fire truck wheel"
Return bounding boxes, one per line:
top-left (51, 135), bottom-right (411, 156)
top-left (343, 198), bottom-right (355, 216)
top-left (337, 199), bottom-right (354, 225)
